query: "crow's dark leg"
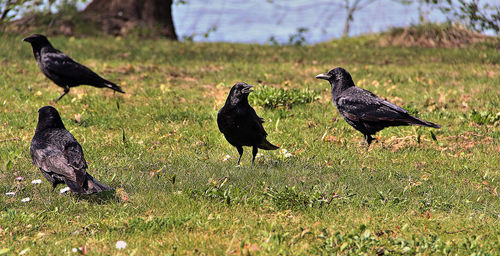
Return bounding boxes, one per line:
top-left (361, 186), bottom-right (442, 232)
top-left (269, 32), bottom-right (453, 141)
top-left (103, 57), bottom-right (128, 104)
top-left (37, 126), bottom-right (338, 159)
top-left (251, 146), bottom-right (258, 166)
top-left (51, 182), bottom-right (58, 192)
top-left (364, 134), bottom-right (373, 147)
top-left (40, 169), bottom-right (57, 191)
top-left (55, 86), bottom-right (70, 102)
top-left (236, 146), bottom-right (243, 165)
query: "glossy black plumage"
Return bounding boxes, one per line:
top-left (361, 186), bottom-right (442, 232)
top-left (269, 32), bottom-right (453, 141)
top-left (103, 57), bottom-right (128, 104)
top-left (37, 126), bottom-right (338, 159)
top-left (217, 82), bottom-right (279, 165)
top-left (30, 106), bottom-right (110, 194)
top-left (316, 67), bottom-right (441, 146)
top-left (23, 34), bottom-right (124, 101)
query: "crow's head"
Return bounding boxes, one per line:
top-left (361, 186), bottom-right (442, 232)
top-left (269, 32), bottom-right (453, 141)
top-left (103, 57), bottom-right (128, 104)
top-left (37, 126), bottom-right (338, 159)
top-left (316, 67), bottom-right (351, 82)
top-left (23, 34), bottom-right (51, 47)
top-left (36, 106), bottom-right (65, 132)
top-left (316, 67), bottom-right (354, 90)
top-left (228, 82), bottom-right (254, 104)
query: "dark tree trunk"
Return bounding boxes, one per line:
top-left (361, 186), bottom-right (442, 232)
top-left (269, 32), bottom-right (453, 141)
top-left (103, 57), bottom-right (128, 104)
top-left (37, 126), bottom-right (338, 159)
top-left (82, 0), bottom-right (177, 40)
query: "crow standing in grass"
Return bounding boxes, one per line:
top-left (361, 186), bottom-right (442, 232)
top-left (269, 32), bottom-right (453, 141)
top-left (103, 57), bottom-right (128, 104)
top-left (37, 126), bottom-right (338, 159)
top-left (23, 34), bottom-right (124, 101)
top-left (30, 106), bottom-right (110, 194)
top-left (316, 67), bottom-right (440, 146)
top-left (217, 82), bottom-right (279, 165)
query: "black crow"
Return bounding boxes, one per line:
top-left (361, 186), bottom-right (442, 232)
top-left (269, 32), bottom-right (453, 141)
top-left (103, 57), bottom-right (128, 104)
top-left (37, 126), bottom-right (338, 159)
top-left (30, 106), bottom-right (110, 194)
top-left (23, 34), bottom-right (124, 101)
top-left (217, 82), bottom-right (279, 165)
top-left (316, 67), bottom-right (440, 146)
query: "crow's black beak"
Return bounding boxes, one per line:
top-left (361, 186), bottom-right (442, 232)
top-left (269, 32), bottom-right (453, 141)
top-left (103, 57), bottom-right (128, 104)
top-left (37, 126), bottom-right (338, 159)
top-left (23, 36), bottom-right (33, 42)
top-left (242, 85), bottom-right (254, 94)
top-left (315, 73), bottom-right (331, 80)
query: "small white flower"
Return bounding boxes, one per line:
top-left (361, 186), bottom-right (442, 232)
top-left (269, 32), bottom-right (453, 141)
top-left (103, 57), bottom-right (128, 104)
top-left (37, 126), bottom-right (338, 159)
top-left (32, 179), bottom-right (42, 184)
top-left (19, 248), bottom-right (30, 255)
top-left (5, 192), bottom-right (15, 196)
top-left (72, 248), bottom-right (78, 253)
top-left (223, 155), bottom-right (231, 161)
top-left (115, 240), bottom-right (127, 249)
top-left (16, 176), bottom-right (23, 181)
top-left (255, 153), bottom-right (263, 159)
top-left (60, 187), bottom-right (71, 194)
top-left (277, 148), bottom-right (293, 159)
top-left (21, 197), bottom-right (30, 202)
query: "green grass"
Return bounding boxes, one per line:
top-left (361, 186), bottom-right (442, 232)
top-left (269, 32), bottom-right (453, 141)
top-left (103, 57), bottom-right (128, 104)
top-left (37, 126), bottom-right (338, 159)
top-left (0, 32), bottom-right (499, 255)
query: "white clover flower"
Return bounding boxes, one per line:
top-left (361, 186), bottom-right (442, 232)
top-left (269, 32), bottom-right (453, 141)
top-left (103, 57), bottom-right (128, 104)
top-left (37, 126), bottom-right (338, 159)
top-left (16, 176), bottom-right (23, 181)
top-left (278, 148), bottom-right (293, 158)
top-left (5, 192), bottom-right (15, 196)
top-left (31, 179), bottom-right (42, 184)
top-left (115, 240), bottom-right (127, 249)
top-left (72, 248), bottom-right (78, 253)
top-left (255, 153), bottom-right (263, 158)
top-left (60, 187), bottom-right (71, 194)
top-left (21, 197), bottom-right (30, 202)
top-left (223, 155), bottom-right (231, 161)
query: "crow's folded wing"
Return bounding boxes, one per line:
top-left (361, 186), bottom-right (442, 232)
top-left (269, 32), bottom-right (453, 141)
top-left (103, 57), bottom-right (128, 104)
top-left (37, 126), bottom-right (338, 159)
top-left (248, 108), bottom-right (268, 137)
top-left (31, 142), bottom-right (87, 183)
top-left (42, 51), bottom-right (104, 84)
top-left (337, 89), bottom-right (409, 122)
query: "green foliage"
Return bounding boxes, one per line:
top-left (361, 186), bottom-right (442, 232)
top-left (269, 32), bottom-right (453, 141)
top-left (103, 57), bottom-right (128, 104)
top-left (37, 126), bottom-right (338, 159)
top-left (0, 0), bottom-right (99, 37)
top-left (469, 109), bottom-right (500, 125)
top-left (288, 27), bottom-right (309, 46)
top-left (263, 185), bottom-right (342, 210)
top-left (249, 85), bottom-right (320, 108)
top-left (402, 103), bottom-right (420, 116)
top-left (175, 0), bottom-right (188, 5)
top-left (127, 216), bottom-right (189, 232)
top-left (455, 0), bottom-right (500, 33)
top-left (0, 0), bottom-right (44, 23)
top-left (268, 27), bottom-right (310, 46)
top-left (425, 0), bottom-right (500, 34)
top-left (319, 225), bottom-right (494, 254)
top-left (188, 177), bottom-right (238, 205)
top-left (0, 0), bottom-right (85, 22)
top-left (182, 25), bottom-right (217, 42)
top-left (0, 33), bottom-right (498, 254)
top-left (319, 225), bottom-right (382, 254)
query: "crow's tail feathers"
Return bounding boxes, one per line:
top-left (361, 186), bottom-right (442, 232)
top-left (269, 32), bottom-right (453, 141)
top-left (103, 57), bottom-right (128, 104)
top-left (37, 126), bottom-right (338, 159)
top-left (408, 115), bottom-right (441, 129)
top-left (103, 80), bottom-right (125, 94)
top-left (259, 139), bottom-right (279, 150)
top-left (83, 173), bottom-right (111, 194)
top-left (64, 178), bottom-right (85, 194)
top-left (65, 174), bottom-right (111, 194)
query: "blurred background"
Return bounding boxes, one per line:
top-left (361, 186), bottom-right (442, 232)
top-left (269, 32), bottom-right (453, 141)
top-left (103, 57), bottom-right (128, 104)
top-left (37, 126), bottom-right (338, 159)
top-left (0, 0), bottom-right (498, 44)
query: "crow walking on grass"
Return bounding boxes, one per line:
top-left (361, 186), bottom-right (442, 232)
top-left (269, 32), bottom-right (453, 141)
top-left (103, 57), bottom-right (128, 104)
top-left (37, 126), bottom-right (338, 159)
top-left (316, 67), bottom-right (440, 146)
top-left (23, 34), bottom-right (124, 101)
top-left (30, 106), bottom-right (110, 194)
top-left (217, 82), bottom-right (279, 165)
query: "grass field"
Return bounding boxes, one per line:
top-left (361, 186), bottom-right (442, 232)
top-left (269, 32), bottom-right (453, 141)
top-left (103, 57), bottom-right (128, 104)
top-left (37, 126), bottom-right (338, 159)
top-left (0, 32), bottom-right (499, 255)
